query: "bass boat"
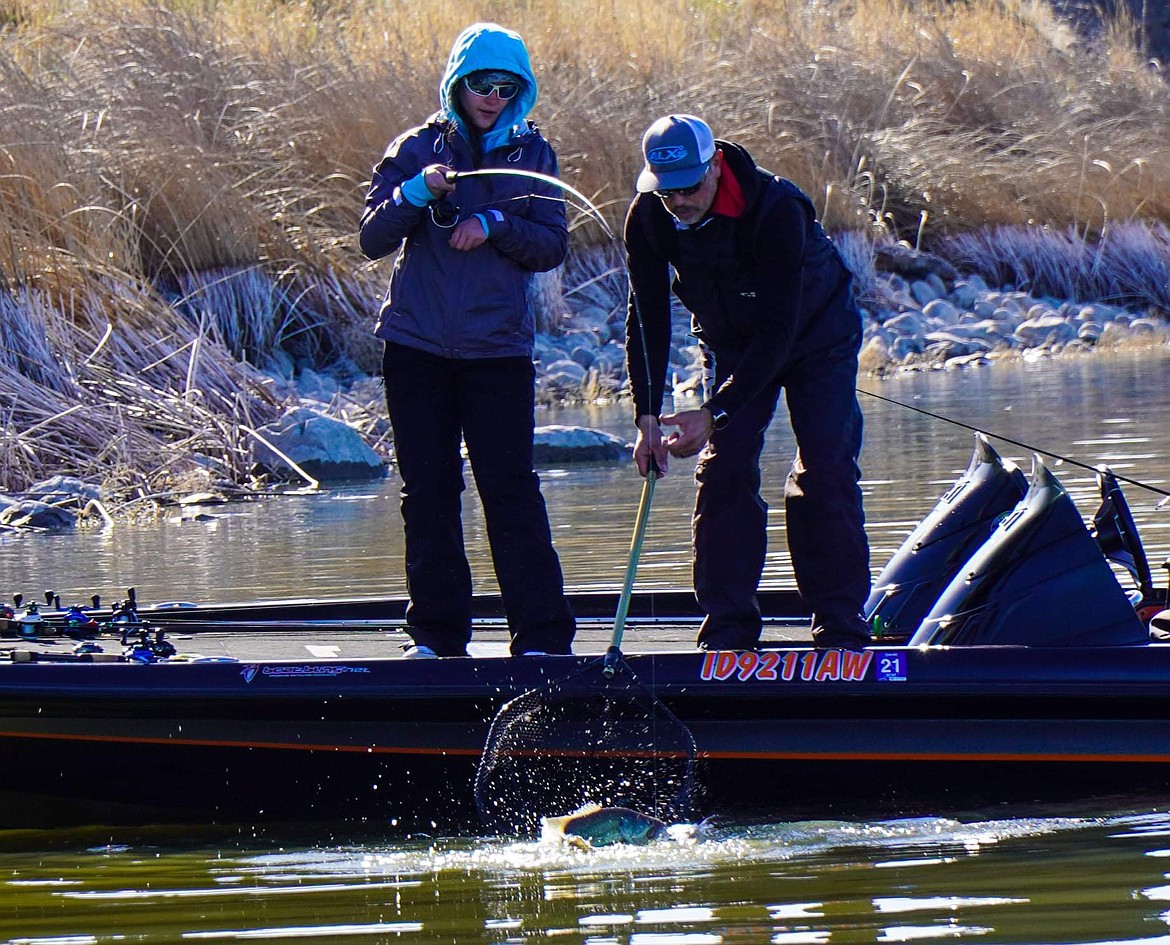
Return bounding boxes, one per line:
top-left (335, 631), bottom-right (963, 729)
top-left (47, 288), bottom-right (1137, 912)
top-left (2, 435), bottom-right (1169, 829)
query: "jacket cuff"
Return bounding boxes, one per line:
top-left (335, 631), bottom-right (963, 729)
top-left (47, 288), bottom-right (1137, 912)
top-left (400, 172), bottom-right (434, 208)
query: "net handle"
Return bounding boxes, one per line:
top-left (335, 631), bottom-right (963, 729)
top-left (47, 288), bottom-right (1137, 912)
top-left (604, 458), bottom-right (660, 677)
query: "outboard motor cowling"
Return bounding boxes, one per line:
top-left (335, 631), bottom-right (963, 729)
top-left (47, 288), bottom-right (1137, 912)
top-left (910, 456), bottom-right (1148, 647)
top-left (865, 434), bottom-right (1028, 638)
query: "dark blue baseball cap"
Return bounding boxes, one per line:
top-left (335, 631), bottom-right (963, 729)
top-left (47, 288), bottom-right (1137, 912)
top-left (636, 114), bottom-right (717, 193)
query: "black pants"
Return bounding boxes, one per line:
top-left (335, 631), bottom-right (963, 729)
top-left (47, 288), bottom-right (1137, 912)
top-left (382, 343), bottom-right (574, 656)
top-left (693, 333), bottom-right (871, 650)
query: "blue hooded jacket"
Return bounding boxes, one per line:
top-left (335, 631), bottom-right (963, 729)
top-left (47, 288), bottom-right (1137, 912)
top-left (359, 23), bottom-right (567, 360)
top-left (439, 22), bottom-right (538, 156)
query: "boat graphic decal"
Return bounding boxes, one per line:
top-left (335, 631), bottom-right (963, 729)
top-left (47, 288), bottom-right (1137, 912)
top-left (875, 651), bottom-right (908, 682)
top-left (240, 664), bottom-right (372, 683)
top-left (699, 649), bottom-right (878, 683)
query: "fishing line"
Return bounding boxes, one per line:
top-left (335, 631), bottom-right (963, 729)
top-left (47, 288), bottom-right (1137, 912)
top-left (445, 165), bottom-right (656, 481)
top-left (461, 164), bottom-right (692, 826)
top-left (859, 387), bottom-right (1170, 501)
top-left (446, 167), bottom-right (664, 660)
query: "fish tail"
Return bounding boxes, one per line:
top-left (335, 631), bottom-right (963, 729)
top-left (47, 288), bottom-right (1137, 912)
top-left (540, 814), bottom-right (572, 842)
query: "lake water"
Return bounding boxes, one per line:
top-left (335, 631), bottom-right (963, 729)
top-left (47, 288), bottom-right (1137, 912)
top-left (3, 348), bottom-right (1169, 607)
top-left (7, 802), bottom-right (1170, 943)
top-left (2, 348), bottom-right (1170, 944)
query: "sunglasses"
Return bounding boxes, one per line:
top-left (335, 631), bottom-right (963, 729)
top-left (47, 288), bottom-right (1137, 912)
top-left (464, 77), bottom-right (520, 100)
top-left (654, 165), bottom-right (710, 201)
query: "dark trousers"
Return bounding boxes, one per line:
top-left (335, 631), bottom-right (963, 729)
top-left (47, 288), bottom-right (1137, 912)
top-left (693, 335), bottom-right (870, 649)
top-left (382, 343), bottom-right (574, 656)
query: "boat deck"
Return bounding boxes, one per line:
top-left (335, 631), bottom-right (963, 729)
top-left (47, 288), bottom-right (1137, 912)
top-left (2, 615), bottom-right (818, 663)
top-left (2, 589), bottom-right (826, 663)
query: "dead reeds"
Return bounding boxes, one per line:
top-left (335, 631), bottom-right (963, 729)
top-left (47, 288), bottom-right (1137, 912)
top-left (1, 0), bottom-right (1169, 503)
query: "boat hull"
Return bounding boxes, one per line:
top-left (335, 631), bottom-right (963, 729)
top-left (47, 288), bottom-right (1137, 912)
top-left (5, 644), bottom-right (1170, 827)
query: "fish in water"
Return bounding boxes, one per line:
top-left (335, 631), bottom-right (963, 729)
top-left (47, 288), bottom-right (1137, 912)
top-left (541, 803), bottom-right (697, 849)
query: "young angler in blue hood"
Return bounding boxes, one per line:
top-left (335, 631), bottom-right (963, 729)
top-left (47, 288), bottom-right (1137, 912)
top-left (360, 23), bottom-right (574, 659)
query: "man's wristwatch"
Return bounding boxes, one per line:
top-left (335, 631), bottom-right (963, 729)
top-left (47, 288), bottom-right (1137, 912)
top-left (708, 407), bottom-right (730, 430)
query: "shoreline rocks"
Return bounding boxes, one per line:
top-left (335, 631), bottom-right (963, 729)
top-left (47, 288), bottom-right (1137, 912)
top-left (251, 406), bottom-right (387, 484)
top-left (533, 425), bottom-right (630, 464)
top-left (530, 245), bottom-right (1170, 402)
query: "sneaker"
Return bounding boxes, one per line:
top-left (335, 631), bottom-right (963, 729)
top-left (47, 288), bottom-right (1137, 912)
top-left (402, 644), bottom-right (439, 659)
top-left (519, 650), bottom-right (550, 657)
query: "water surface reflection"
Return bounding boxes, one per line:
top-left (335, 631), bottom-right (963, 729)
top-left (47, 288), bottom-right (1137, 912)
top-left (6, 805), bottom-right (1170, 942)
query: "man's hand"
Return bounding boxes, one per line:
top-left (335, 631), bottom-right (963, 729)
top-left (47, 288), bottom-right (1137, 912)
top-left (633, 415), bottom-right (669, 477)
top-left (660, 408), bottom-right (715, 458)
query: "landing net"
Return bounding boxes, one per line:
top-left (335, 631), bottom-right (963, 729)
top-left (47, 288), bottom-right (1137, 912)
top-left (473, 655), bottom-right (699, 834)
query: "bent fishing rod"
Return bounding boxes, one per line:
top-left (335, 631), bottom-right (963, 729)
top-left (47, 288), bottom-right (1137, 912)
top-left (860, 387), bottom-right (1170, 503)
top-left (443, 168), bottom-right (615, 240)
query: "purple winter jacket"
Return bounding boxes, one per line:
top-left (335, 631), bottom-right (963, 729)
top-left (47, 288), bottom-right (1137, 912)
top-left (359, 116), bottom-right (567, 360)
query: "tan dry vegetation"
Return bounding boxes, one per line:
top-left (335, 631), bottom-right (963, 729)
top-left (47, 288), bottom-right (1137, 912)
top-left (1, 0), bottom-right (1169, 502)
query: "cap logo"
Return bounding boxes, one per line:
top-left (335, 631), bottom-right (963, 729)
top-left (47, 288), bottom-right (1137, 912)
top-left (647, 145), bottom-right (689, 164)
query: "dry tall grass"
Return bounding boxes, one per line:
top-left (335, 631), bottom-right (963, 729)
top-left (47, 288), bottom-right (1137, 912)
top-left (1, 0), bottom-right (1169, 499)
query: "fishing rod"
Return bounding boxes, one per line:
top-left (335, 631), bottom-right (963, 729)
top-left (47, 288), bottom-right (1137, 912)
top-left (444, 168), bottom-right (615, 240)
top-left (859, 387), bottom-right (1170, 503)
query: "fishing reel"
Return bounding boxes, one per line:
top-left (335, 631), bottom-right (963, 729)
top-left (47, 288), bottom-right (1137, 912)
top-left (123, 627), bottom-right (176, 663)
top-left (10, 595), bottom-right (47, 640)
top-left (61, 603), bottom-right (101, 640)
top-left (105, 588), bottom-right (141, 636)
top-left (429, 199), bottom-right (459, 228)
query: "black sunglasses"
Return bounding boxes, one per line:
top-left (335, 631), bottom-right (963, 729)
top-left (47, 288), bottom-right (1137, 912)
top-left (464, 77), bottom-right (520, 100)
top-left (654, 166), bottom-right (710, 201)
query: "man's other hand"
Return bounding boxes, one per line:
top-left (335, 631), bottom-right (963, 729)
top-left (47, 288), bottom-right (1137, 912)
top-left (661, 408), bottom-right (714, 458)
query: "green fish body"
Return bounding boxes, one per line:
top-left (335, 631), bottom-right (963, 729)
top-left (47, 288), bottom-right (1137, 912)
top-left (541, 803), bottom-right (670, 849)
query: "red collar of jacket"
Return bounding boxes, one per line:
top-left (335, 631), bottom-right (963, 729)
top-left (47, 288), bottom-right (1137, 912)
top-left (710, 151), bottom-right (747, 218)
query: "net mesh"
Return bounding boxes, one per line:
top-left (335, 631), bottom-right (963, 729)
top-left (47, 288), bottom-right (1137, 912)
top-left (474, 655), bottom-right (700, 834)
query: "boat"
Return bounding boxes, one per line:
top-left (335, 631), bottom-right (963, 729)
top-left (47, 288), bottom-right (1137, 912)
top-left (2, 434), bottom-right (1169, 830)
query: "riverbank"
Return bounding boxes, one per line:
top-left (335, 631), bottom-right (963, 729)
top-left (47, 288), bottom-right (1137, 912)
top-left (2, 250), bottom-right (1167, 535)
top-left (4, 0), bottom-right (1170, 519)
top-left (5, 351), bottom-right (1168, 605)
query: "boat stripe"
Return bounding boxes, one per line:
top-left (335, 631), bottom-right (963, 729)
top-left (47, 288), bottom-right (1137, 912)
top-left (5, 730), bottom-right (1170, 763)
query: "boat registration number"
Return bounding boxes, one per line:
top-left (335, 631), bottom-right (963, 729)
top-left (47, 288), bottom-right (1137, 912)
top-left (698, 649), bottom-right (908, 683)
